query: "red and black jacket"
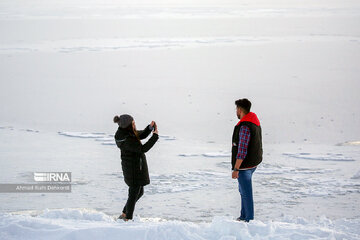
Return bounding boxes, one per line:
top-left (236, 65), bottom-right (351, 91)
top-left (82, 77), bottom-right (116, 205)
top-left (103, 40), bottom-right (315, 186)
top-left (232, 112), bottom-right (263, 170)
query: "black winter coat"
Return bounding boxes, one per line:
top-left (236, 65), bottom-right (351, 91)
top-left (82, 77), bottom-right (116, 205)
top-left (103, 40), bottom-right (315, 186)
top-left (114, 125), bottom-right (159, 187)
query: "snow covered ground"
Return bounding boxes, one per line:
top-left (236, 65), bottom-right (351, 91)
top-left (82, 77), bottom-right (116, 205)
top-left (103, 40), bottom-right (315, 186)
top-left (1, 0), bottom-right (360, 239)
top-left (2, 208), bottom-right (360, 240)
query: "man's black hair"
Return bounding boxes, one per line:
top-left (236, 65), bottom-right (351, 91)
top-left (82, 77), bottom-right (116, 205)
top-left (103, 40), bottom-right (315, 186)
top-left (235, 98), bottom-right (251, 113)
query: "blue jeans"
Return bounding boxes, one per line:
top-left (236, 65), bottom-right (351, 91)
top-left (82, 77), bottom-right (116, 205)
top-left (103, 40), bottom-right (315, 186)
top-left (237, 167), bottom-right (256, 221)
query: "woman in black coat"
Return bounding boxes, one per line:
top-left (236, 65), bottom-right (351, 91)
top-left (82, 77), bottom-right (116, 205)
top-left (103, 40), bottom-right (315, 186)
top-left (113, 114), bottom-right (159, 221)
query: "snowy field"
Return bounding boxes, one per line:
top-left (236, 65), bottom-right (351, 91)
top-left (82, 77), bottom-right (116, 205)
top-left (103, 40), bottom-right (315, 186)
top-left (1, 0), bottom-right (360, 239)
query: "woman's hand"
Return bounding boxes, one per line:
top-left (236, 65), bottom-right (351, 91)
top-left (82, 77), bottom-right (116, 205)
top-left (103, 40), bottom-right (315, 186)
top-left (150, 121), bottom-right (155, 128)
top-left (153, 122), bottom-right (158, 134)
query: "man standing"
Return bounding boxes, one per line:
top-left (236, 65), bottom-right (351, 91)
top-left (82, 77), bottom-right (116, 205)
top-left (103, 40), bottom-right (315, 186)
top-left (231, 98), bottom-right (263, 222)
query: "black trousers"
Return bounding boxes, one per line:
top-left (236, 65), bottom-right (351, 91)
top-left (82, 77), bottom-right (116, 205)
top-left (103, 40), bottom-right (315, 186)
top-left (122, 185), bottom-right (144, 219)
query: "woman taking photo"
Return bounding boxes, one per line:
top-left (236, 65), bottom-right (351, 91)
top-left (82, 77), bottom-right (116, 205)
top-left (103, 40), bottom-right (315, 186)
top-left (113, 114), bottom-right (159, 221)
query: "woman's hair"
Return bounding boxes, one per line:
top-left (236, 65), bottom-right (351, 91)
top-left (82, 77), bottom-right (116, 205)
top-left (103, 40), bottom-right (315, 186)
top-left (124, 123), bottom-right (140, 142)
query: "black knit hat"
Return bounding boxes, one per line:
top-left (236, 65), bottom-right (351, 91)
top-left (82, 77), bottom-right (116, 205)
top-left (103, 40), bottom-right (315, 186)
top-left (235, 98), bottom-right (251, 113)
top-left (114, 114), bottom-right (134, 128)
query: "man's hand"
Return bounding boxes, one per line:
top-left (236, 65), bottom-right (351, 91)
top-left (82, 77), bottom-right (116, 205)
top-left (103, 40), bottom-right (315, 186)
top-left (150, 121), bottom-right (155, 128)
top-left (232, 171), bottom-right (239, 179)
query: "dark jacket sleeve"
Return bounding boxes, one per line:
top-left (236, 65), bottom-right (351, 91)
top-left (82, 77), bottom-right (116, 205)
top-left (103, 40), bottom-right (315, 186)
top-left (121, 133), bottom-right (159, 153)
top-left (137, 125), bottom-right (152, 140)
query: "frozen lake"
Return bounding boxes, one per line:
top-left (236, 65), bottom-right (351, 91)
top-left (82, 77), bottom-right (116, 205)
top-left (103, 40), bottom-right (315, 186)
top-left (0, 126), bottom-right (359, 223)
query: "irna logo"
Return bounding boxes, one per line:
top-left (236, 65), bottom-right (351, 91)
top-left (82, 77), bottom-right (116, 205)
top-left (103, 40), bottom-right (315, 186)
top-left (34, 172), bottom-right (71, 182)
